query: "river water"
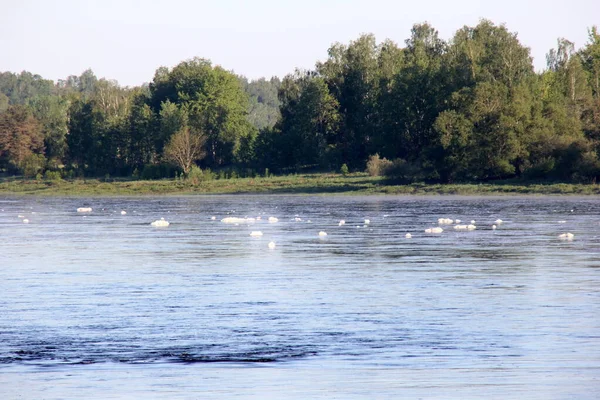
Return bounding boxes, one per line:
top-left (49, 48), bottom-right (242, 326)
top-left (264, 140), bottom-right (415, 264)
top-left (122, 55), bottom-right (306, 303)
top-left (1, 195), bottom-right (599, 399)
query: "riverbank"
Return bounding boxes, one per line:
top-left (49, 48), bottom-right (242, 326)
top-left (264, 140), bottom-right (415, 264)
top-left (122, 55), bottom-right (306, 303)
top-left (1, 173), bottom-right (599, 196)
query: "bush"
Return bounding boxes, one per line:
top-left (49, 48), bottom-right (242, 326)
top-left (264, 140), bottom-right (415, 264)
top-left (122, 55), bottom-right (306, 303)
top-left (545, 139), bottom-right (600, 182)
top-left (385, 158), bottom-right (423, 183)
top-left (573, 152), bottom-right (600, 183)
top-left (20, 154), bottom-right (46, 178)
top-left (141, 164), bottom-right (176, 180)
top-left (340, 163), bottom-right (349, 176)
top-left (141, 165), bottom-right (161, 180)
top-left (43, 170), bottom-right (63, 181)
top-left (60, 169), bottom-right (79, 180)
top-left (366, 154), bottom-right (393, 176)
top-left (186, 165), bottom-right (214, 185)
top-left (524, 158), bottom-right (556, 180)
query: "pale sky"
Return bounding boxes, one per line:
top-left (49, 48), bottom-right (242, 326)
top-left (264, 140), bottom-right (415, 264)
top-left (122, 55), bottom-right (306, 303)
top-left (1, 0), bottom-right (598, 87)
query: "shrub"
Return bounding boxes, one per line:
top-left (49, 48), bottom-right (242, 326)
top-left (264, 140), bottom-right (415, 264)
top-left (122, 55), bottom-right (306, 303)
top-left (366, 154), bottom-right (393, 176)
top-left (186, 165), bottom-right (214, 185)
top-left (60, 168), bottom-right (79, 180)
top-left (573, 152), bottom-right (600, 183)
top-left (20, 154), bottom-right (46, 178)
top-left (141, 165), bottom-right (160, 180)
top-left (43, 170), bottom-right (62, 181)
top-left (340, 163), bottom-right (349, 176)
top-left (141, 164), bottom-right (176, 180)
top-left (524, 158), bottom-right (556, 180)
top-left (385, 158), bottom-right (423, 183)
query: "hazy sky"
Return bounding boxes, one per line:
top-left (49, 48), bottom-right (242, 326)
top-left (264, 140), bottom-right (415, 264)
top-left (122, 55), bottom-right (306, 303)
top-left (2, 0), bottom-right (598, 86)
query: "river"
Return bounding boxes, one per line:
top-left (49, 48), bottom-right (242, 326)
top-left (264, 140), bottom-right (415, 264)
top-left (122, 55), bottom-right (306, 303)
top-left (1, 195), bottom-right (599, 399)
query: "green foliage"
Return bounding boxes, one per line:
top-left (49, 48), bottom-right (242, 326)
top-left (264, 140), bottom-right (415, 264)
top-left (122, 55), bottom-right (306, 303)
top-left (43, 170), bottom-right (63, 181)
top-left (340, 163), bottom-right (349, 176)
top-left (384, 159), bottom-right (424, 183)
top-left (186, 165), bottom-right (214, 184)
top-left (20, 154), bottom-right (46, 177)
top-left (252, 127), bottom-right (284, 171)
top-left (149, 57), bottom-right (251, 167)
top-left (64, 78), bottom-right (134, 177)
top-left (56, 69), bottom-right (98, 98)
top-left (3, 172), bottom-right (600, 196)
top-left (366, 154), bottom-right (394, 176)
top-left (0, 71), bottom-right (55, 104)
top-left (317, 34), bottom-right (386, 168)
top-left (1, 21), bottom-right (600, 185)
top-left (140, 164), bottom-right (175, 180)
top-left (163, 126), bottom-right (207, 174)
top-left (28, 95), bottom-right (70, 163)
top-left (0, 93), bottom-right (9, 113)
top-left (127, 89), bottom-right (158, 171)
top-left (276, 72), bottom-right (341, 169)
top-left (241, 77), bottom-right (281, 130)
top-left (0, 105), bottom-right (45, 173)
top-left (158, 100), bottom-right (186, 154)
top-left (524, 158), bottom-right (555, 180)
top-left (385, 23), bottom-right (447, 162)
top-left (552, 140), bottom-right (598, 181)
top-left (235, 128), bottom-right (258, 166)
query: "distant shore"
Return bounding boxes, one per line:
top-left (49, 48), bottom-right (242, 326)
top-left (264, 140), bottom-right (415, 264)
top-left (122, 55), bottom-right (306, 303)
top-left (1, 173), bottom-right (599, 196)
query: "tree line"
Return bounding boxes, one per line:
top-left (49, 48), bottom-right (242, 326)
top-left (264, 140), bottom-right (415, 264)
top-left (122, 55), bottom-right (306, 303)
top-left (1, 20), bottom-right (599, 183)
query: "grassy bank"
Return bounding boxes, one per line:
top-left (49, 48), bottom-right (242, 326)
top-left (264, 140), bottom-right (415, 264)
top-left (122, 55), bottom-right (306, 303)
top-left (1, 173), bottom-right (599, 196)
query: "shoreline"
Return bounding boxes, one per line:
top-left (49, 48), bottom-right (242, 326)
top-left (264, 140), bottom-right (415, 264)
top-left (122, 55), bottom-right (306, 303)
top-left (1, 173), bottom-right (599, 196)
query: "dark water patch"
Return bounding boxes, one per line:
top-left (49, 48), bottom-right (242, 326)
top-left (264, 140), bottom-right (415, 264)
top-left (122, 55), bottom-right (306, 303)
top-left (166, 349), bottom-right (316, 364)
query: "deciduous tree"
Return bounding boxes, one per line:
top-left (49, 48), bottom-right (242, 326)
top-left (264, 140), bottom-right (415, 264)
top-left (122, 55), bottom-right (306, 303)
top-left (0, 105), bottom-right (45, 173)
top-left (163, 126), bottom-right (207, 175)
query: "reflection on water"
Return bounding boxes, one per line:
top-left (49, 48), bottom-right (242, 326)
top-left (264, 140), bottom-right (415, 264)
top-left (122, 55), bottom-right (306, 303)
top-left (1, 195), bottom-right (599, 399)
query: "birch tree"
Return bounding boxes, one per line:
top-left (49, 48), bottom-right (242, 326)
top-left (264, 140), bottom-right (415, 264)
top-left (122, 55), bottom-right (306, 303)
top-left (163, 126), bottom-right (207, 175)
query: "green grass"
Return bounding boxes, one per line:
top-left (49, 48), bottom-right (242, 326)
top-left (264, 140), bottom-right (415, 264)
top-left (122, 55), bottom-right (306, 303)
top-left (1, 173), bottom-right (599, 196)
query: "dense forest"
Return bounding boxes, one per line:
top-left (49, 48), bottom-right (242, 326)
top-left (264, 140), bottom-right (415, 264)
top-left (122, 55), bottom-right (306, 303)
top-left (1, 20), bottom-right (600, 183)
